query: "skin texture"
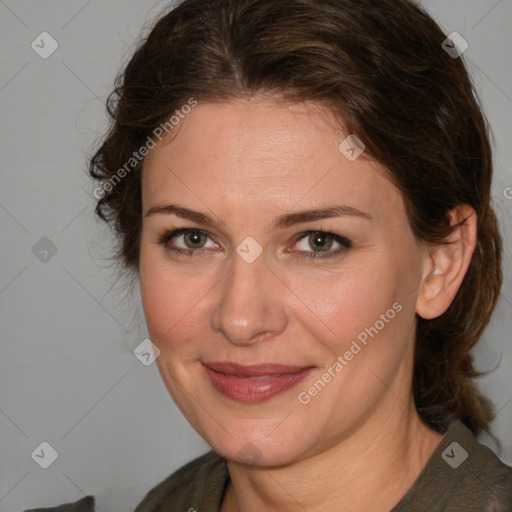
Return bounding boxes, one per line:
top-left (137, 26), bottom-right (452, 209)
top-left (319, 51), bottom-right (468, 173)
top-left (139, 97), bottom-right (477, 512)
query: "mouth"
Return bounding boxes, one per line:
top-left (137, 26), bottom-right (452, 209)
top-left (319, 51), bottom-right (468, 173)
top-left (202, 361), bottom-right (316, 403)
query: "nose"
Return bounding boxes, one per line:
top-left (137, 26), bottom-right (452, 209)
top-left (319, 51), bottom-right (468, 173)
top-left (210, 249), bottom-right (288, 346)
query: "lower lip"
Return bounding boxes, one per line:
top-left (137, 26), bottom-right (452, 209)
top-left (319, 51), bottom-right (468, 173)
top-left (203, 365), bottom-right (315, 403)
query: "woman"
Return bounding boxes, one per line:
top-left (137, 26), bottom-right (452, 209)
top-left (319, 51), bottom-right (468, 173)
top-left (86, 0), bottom-right (511, 510)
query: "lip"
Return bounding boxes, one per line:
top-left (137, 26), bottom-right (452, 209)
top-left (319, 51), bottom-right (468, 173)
top-left (202, 362), bottom-right (315, 403)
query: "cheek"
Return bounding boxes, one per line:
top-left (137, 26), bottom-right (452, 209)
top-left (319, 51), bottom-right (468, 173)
top-left (288, 257), bottom-right (405, 354)
top-left (140, 267), bottom-right (196, 343)
top-left (139, 246), bottom-right (220, 351)
top-left (139, 245), bottom-right (181, 343)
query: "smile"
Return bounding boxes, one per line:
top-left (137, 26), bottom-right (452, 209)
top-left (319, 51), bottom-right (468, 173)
top-left (202, 362), bottom-right (316, 402)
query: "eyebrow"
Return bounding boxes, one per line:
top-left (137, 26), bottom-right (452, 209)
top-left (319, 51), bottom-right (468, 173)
top-left (144, 203), bottom-right (371, 229)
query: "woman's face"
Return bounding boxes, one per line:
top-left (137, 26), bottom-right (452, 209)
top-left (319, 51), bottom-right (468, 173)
top-left (139, 97), bottom-right (428, 466)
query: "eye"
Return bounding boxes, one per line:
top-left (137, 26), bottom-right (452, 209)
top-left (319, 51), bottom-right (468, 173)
top-left (291, 230), bottom-right (351, 259)
top-left (156, 228), bottom-right (351, 259)
top-left (157, 228), bottom-right (218, 257)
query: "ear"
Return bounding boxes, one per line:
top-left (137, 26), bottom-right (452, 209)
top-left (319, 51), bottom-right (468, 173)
top-left (416, 205), bottom-right (477, 320)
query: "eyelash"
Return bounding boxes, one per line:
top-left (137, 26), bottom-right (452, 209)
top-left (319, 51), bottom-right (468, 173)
top-left (156, 228), bottom-right (352, 260)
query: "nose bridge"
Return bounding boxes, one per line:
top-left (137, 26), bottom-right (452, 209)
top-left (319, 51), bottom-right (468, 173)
top-left (211, 248), bottom-right (286, 345)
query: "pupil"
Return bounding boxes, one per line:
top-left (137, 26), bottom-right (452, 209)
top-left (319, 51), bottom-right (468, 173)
top-left (186, 232), bottom-right (203, 248)
top-left (311, 233), bottom-right (331, 251)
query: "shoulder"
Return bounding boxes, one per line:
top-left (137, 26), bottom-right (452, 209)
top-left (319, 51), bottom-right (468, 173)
top-left (456, 422), bottom-right (512, 509)
top-left (23, 496), bottom-right (95, 512)
top-left (133, 450), bottom-right (229, 512)
top-left (393, 420), bottom-right (512, 512)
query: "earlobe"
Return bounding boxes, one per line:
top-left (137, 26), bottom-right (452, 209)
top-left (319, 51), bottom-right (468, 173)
top-left (416, 205), bottom-right (477, 320)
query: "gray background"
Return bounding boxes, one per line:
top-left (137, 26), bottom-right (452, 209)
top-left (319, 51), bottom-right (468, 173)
top-left (0, 1), bottom-right (511, 511)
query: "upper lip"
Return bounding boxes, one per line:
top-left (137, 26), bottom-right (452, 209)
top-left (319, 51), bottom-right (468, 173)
top-left (203, 361), bottom-right (314, 377)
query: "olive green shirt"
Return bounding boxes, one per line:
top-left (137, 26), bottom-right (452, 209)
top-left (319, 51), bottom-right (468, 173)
top-left (25, 421), bottom-right (512, 511)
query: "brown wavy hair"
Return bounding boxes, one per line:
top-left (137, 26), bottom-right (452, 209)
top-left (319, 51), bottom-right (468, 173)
top-left (89, 0), bottom-right (503, 435)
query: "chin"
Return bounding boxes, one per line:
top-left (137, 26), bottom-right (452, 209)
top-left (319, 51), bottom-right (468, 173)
top-left (217, 440), bottom-right (305, 467)
top-left (201, 417), bottom-right (315, 467)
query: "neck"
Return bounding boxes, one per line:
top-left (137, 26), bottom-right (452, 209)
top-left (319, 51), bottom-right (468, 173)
top-left (221, 404), bottom-right (444, 512)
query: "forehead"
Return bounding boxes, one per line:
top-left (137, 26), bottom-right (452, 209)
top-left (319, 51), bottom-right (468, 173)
top-left (141, 98), bottom-right (405, 227)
